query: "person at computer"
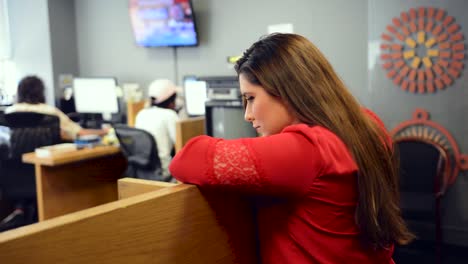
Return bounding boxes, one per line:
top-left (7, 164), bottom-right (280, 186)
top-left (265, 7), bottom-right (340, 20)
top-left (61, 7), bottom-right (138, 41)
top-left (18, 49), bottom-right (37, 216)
top-left (169, 33), bottom-right (414, 263)
top-left (5, 75), bottom-right (108, 141)
top-left (135, 79), bottom-right (180, 182)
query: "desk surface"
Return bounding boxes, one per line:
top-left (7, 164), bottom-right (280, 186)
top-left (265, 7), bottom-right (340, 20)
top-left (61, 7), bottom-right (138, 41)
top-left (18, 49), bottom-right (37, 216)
top-left (22, 145), bottom-right (120, 166)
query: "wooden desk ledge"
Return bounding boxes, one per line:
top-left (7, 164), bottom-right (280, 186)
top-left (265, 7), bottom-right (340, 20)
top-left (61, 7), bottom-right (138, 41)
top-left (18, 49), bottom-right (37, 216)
top-left (22, 145), bottom-right (121, 166)
top-left (118, 178), bottom-right (178, 199)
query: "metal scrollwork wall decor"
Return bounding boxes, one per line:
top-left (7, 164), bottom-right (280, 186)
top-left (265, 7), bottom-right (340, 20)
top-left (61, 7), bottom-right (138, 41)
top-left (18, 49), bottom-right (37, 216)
top-left (391, 109), bottom-right (468, 186)
top-left (380, 7), bottom-right (466, 94)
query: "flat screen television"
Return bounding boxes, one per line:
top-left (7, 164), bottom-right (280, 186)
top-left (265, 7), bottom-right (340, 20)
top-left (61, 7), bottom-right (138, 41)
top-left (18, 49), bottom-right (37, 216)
top-left (129, 0), bottom-right (199, 47)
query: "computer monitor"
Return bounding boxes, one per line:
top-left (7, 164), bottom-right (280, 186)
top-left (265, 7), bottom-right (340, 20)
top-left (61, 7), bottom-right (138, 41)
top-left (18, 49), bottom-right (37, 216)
top-left (184, 77), bottom-right (207, 116)
top-left (73, 77), bottom-right (119, 114)
top-left (205, 101), bottom-right (257, 139)
top-left (73, 77), bottom-right (120, 128)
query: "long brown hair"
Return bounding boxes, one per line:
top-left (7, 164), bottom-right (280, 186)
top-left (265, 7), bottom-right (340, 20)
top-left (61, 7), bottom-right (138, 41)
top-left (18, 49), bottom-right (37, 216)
top-left (235, 33), bottom-right (414, 249)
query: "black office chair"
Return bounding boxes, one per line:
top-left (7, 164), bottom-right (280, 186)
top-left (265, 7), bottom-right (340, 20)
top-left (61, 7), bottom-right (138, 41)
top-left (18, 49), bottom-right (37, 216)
top-left (394, 137), bottom-right (449, 264)
top-left (0, 111), bottom-right (8, 158)
top-left (0, 112), bottom-right (61, 231)
top-left (0, 110), bottom-right (6, 125)
top-left (114, 124), bottom-right (171, 182)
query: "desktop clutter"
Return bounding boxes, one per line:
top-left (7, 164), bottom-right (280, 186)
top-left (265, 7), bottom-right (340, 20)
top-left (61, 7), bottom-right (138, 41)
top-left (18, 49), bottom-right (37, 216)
top-left (76, 130), bottom-right (120, 148)
top-left (34, 128), bottom-right (118, 157)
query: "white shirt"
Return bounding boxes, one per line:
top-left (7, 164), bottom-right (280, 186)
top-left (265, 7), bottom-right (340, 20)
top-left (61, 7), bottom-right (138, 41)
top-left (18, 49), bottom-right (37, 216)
top-left (135, 106), bottom-right (179, 177)
top-left (5, 103), bottom-right (82, 139)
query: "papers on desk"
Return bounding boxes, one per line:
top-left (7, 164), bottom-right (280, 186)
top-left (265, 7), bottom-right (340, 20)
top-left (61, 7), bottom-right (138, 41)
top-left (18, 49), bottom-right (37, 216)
top-left (35, 143), bottom-right (77, 158)
top-left (74, 134), bottom-right (102, 148)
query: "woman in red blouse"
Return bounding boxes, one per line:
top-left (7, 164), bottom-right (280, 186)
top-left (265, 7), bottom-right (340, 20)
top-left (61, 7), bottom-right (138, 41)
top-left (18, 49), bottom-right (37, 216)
top-left (169, 33), bottom-right (413, 263)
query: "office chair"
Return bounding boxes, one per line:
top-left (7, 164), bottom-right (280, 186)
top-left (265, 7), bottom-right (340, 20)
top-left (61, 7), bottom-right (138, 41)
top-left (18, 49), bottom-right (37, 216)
top-left (114, 124), bottom-right (170, 182)
top-left (0, 112), bottom-right (61, 231)
top-left (0, 110), bottom-right (6, 125)
top-left (0, 111), bottom-right (8, 158)
top-left (394, 137), bottom-right (449, 264)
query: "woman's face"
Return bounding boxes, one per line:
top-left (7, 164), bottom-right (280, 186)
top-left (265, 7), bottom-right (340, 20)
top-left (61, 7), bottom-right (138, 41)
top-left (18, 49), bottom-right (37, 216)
top-left (239, 74), bottom-right (299, 136)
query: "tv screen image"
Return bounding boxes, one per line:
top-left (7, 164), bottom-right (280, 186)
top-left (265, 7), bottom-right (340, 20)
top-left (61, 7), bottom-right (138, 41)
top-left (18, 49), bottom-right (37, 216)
top-left (129, 0), bottom-right (198, 47)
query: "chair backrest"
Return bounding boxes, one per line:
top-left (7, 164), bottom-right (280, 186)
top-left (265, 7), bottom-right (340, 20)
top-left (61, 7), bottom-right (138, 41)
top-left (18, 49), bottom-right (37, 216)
top-left (114, 124), bottom-right (161, 172)
top-left (4, 112), bottom-right (61, 159)
top-left (396, 138), bottom-right (448, 198)
top-left (1, 112), bottom-right (61, 200)
top-left (395, 138), bottom-right (449, 263)
top-left (0, 110), bottom-right (6, 126)
top-left (396, 138), bottom-right (448, 239)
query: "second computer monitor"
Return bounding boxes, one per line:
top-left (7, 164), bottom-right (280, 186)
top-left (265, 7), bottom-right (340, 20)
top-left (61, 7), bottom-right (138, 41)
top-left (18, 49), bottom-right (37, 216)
top-left (183, 77), bottom-right (207, 116)
top-left (73, 77), bottom-right (119, 115)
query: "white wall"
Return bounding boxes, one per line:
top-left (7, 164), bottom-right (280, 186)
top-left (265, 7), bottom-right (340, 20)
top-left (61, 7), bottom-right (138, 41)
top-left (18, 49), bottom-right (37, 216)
top-left (0, 0), bottom-right (11, 60)
top-left (48, 0), bottom-right (79, 104)
top-left (7, 0), bottom-right (54, 104)
top-left (74, 0), bottom-right (369, 104)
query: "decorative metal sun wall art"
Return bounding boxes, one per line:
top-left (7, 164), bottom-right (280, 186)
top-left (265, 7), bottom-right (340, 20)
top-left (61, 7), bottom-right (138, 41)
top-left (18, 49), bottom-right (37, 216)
top-left (380, 7), bottom-right (466, 94)
top-left (391, 109), bottom-right (468, 186)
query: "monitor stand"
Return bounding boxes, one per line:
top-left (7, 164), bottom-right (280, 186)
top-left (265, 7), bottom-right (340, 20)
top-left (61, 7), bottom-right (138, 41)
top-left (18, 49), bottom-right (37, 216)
top-left (81, 113), bottom-right (103, 129)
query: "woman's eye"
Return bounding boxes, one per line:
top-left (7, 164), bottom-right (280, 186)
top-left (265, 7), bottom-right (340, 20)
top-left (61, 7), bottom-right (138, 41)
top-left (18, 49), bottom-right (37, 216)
top-left (246, 96), bottom-right (254, 102)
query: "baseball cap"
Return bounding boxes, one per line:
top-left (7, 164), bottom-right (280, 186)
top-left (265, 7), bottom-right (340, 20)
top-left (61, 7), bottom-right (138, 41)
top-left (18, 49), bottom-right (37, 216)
top-left (148, 79), bottom-right (179, 104)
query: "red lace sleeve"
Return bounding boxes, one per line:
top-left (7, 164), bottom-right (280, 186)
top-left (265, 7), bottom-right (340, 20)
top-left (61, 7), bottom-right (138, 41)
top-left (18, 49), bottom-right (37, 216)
top-left (211, 139), bottom-right (267, 192)
top-left (170, 125), bottom-right (357, 197)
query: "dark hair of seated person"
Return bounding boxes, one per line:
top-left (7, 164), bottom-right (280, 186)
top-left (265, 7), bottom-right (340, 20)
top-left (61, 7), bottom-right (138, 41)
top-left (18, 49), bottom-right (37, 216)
top-left (152, 93), bottom-right (177, 110)
top-left (17, 76), bottom-right (46, 104)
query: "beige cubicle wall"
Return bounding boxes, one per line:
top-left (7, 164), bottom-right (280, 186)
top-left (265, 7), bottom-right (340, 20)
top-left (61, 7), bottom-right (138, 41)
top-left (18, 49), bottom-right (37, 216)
top-left (175, 116), bottom-right (205, 152)
top-left (126, 100), bottom-right (146, 127)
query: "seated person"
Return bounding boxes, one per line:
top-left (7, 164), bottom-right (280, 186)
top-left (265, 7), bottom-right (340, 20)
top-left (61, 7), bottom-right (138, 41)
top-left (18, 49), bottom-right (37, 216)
top-left (135, 79), bottom-right (180, 180)
top-left (5, 75), bottom-right (107, 141)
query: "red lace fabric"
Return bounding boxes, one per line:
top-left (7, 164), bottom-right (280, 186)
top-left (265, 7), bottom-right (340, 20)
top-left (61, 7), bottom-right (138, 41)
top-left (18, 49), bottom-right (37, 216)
top-left (212, 140), bottom-right (266, 191)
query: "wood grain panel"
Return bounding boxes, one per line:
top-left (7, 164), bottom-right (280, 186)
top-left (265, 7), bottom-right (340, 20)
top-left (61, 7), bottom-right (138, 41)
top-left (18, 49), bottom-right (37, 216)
top-left (0, 184), bottom-right (258, 264)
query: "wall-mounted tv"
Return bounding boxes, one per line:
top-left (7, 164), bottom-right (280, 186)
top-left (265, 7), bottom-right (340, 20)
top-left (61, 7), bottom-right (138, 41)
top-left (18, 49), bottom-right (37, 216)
top-left (129, 0), bottom-right (199, 47)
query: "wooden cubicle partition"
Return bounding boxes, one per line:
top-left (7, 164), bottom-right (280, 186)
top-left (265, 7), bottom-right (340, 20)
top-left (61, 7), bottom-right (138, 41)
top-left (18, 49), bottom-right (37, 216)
top-left (22, 146), bottom-right (127, 221)
top-left (0, 179), bottom-right (258, 264)
top-left (175, 117), bottom-right (205, 152)
top-left (117, 177), bottom-right (176, 199)
top-left (126, 100), bottom-right (146, 127)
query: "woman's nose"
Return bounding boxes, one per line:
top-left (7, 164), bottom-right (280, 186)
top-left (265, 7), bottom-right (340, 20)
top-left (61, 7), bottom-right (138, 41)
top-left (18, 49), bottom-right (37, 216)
top-left (244, 111), bottom-right (254, 122)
